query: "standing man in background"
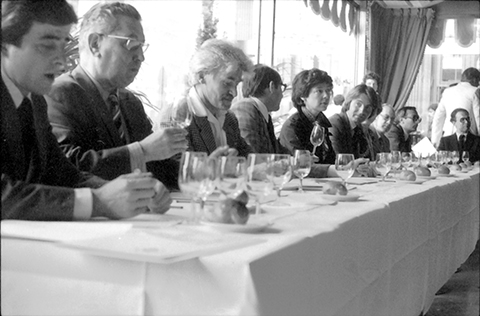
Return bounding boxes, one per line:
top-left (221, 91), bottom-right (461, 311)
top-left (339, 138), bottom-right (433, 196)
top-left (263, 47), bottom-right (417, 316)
top-left (431, 67), bottom-right (480, 147)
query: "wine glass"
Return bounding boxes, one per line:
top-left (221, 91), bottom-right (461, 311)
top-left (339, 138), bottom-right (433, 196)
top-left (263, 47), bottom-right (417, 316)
top-left (245, 154), bottom-right (274, 215)
top-left (292, 150), bottom-right (312, 193)
top-left (390, 150), bottom-right (402, 171)
top-left (268, 154), bottom-right (293, 206)
top-left (401, 152), bottom-right (412, 170)
top-left (462, 151), bottom-right (470, 164)
top-left (450, 151), bottom-right (460, 165)
top-left (437, 150), bottom-right (449, 165)
top-left (335, 153), bottom-right (355, 186)
top-left (216, 156), bottom-right (246, 197)
top-left (376, 152), bottom-right (392, 181)
top-left (162, 102), bottom-right (192, 128)
top-left (178, 152), bottom-right (214, 223)
top-left (310, 123), bottom-right (325, 159)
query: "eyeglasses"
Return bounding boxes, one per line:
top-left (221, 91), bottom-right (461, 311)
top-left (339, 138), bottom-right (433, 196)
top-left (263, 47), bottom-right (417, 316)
top-left (379, 114), bottom-right (394, 123)
top-left (457, 117), bottom-right (470, 123)
top-left (101, 34), bottom-right (149, 53)
top-left (405, 115), bottom-right (420, 122)
top-left (280, 83), bottom-right (288, 92)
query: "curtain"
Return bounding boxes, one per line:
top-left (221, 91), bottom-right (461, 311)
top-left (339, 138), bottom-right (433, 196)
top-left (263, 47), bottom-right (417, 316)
top-left (370, 3), bottom-right (434, 111)
top-left (304, 0), bottom-right (358, 35)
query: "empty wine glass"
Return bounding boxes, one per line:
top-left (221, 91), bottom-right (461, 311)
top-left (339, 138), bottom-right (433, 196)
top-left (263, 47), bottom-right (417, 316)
top-left (310, 122), bottom-right (325, 159)
top-left (401, 152), bottom-right (412, 170)
top-left (335, 153), bottom-right (355, 186)
top-left (268, 154), bottom-right (292, 206)
top-left (391, 151), bottom-right (402, 171)
top-left (292, 150), bottom-right (312, 193)
top-left (245, 153), bottom-right (274, 215)
top-left (462, 151), bottom-right (470, 164)
top-left (376, 152), bottom-right (392, 181)
top-left (450, 151), bottom-right (460, 165)
top-left (178, 152), bottom-right (214, 223)
top-left (437, 150), bottom-right (449, 165)
top-left (216, 156), bottom-right (246, 197)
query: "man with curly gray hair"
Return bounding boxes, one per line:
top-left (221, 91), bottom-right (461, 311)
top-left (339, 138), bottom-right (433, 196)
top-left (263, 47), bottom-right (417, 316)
top-left (175, 39), bottom-right (254, 157)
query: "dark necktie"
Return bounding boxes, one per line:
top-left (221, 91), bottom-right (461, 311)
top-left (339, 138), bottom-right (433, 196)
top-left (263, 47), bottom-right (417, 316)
top-left (107, 92), bottom-right (125, 144)
top-left (353, 126), bottom-right (365, 158)
top-left (459, 134), bottom-right (466, 162)
top-left (17, 98), bottom-right (36, 177)
top-left (267, 115), bottom-right (277, 152)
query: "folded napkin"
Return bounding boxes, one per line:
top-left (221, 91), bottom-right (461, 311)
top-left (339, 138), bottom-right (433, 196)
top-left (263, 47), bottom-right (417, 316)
top-left (412, 137), bottom-right (437, 157)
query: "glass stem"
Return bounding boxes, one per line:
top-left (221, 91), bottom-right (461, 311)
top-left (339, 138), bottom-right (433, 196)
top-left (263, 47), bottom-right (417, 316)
top-left (298, 178), bottom-right (304, 193)
top-left (255, 200), bottom-right (261, 215)
top-left (312, 145), bottom-right (317, 156)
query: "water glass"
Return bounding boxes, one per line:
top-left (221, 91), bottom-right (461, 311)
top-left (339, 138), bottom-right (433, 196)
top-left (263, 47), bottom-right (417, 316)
top-left (216, 156), bottom-right (246, 197)
top-left (246, 153), bottom-right (274, 215)
top-left (310, 123), bottom-right (325, 159)
top-left (335, 153), bottom-right (355, 186)
top-left (376, 152), bottom-right (392, 181)
top-left (268, 154), bottom-right (293, 205)
top-left (292, 150), bottom-right (312, 193)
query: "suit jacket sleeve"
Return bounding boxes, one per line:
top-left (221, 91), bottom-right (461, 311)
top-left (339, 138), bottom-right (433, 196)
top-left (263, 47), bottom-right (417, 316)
top-left (385, 125), bottom-right (401, 151)
top-left (431, 100), bottom-right (446, 146)
top-left (231, 101), bottom-right (267, 153)
top-left (329, 114), bottom-right (349, 155)
top-left (46, 76), bottom-right (133, 180)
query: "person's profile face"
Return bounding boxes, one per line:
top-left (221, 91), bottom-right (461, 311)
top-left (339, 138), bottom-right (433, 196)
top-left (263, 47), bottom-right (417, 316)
top-left (374, 107), bottom-right (395, 133)
top-left (2, 22), bottom-right (71, 96)
top-left (453, 111), bottom-right (470, 134)
top-left (346, 93), bottom-right (373, 125)
top-left (401, 109), bottom-right (420, 132)
top-left (365, 79), bottom-right (378, 92)
top-left (97, 15), bottom-right (145, 90)
top-left (304, 83), bottom-right (332, 116)
top-left (202, 63), bottom-right (242, 111)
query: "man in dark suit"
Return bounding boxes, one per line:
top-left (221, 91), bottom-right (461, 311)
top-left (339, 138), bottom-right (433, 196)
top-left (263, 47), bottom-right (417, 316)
top-left (177, 39), bottom-right (253, 158)
top-left (438, 108), bottom-right (480, 163)
top-left (371, 104), bottom-right (395, 153)
top-left (231, 64), bottom-right (289, 154)
top-left (46, 2), bottom-right (187, 190)
top-left (1, 0), bottom-right (164, 221)
top-left (386, 106), bottom-right (421, 153)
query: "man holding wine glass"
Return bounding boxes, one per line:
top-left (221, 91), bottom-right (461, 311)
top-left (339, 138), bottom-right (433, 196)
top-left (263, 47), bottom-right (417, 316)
top-left (46, 2), bottom-right (187, 191)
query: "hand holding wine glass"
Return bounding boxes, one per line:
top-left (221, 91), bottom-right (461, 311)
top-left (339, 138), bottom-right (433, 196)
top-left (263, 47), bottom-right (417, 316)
top-left (292, 150), bottom-right (312, 193)
top-left (310, 122), bottom-right (325, 159)
top-left (335, 153), bottom-right (355, 186)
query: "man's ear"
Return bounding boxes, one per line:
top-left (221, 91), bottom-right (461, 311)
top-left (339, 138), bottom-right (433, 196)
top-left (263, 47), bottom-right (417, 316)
top-left (88, 33), bottom-right (102, 56)
top-left (267, 81), bottom-right (276, 94)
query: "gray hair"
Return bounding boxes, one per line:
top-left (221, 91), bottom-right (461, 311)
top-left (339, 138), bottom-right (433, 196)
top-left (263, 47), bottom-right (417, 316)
top-left (78, 2), bottom-right (141, 53)
top-left (188, 39), bottom-right (253, 86)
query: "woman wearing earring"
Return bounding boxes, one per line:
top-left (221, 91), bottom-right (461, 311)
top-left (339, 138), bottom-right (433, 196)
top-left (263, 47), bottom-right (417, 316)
top-left (279, 68), bottom-right (337, 177)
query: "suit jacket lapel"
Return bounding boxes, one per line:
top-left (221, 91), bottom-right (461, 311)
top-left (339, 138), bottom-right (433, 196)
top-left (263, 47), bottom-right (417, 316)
top-left (72, 67), bottom-right (124, 146)
top-left (1, 80), bottom-right (26, 179)
top-left (194, 115), bottom-right (217, 154)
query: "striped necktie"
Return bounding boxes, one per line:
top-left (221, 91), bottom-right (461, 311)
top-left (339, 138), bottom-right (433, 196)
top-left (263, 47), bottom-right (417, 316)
top-left (107, 92), bottom-right (125, 144)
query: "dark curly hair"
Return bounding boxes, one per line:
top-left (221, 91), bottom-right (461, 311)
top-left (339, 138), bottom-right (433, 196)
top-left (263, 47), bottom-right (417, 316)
top-left (291, 68), bottom-right (333, 111)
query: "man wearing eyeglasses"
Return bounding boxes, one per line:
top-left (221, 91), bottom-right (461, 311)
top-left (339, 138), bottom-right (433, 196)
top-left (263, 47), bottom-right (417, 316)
top-left (438, 108), bottom-right (480, 163)
top-left (371, 104), bottom-right (395, 153)
top-left (46, 2), bottom-right (188, 193)
top-left (231, 64), bottom-right (289, 154)
top-left (385, 106), bottom-right (421, 152)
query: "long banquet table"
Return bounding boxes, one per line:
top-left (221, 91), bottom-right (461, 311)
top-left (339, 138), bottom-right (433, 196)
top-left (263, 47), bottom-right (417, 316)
top-left (2, 169), bottom-right (479, 316)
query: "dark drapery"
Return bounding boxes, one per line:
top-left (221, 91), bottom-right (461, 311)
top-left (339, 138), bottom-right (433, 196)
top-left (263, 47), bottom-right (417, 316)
top-left (370, 3), bottom-right (434, 111)
top-left (303, 0), bottom-right (359, 35)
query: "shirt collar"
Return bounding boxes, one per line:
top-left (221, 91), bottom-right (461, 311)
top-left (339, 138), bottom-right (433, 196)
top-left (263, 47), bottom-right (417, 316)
top-left (81, 65), bottom-right (113, 102)
top-left (456, 132), bottom-right (468, 139)
top-left (251, 97), bottom-right (269, 122)
top-left (1, 66), bottom-right (31, 108)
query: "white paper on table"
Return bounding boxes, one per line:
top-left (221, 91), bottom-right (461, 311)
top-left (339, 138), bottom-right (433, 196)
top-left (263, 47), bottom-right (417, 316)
top-left (412, 137), bottom-right (437, 157)
top-left (57, 226), bottom-right (265, 264)
top-left (1, 220), bottom-right (133, 242)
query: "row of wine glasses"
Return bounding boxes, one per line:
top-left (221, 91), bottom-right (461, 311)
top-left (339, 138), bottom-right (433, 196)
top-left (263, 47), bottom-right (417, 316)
top-left (178, 152), bottom-right (298, 220)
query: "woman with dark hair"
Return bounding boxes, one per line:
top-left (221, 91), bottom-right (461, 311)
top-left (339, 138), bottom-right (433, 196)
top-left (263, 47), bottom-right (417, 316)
top-left (329, 84), bottom-right (378, 158)
top-left (279, 68), bottom-right (337, 177)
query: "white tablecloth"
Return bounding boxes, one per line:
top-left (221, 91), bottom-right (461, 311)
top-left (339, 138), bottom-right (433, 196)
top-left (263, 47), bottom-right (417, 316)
top-left (2, 170), bottom-right (479, 316)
